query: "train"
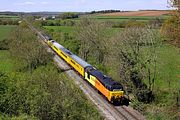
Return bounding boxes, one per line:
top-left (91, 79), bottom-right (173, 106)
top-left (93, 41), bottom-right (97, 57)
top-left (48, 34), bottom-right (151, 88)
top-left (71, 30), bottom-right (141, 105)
top-left (44, 36), bottom-right (125, 104)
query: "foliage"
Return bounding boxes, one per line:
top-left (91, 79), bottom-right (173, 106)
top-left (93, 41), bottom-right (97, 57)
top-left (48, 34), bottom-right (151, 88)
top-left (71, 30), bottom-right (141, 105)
top-left (90, 10), bottom-right (122, 14)
top-left (8, 23), bottom-right (53, 71)
top-left (161, 15), bottom-right (180, 47)
top-left (0, 39), bottom-right (9, 50)
top-left (44, 26), bottom-right (80, 54)
top-left (0, 21), bottom-right (102, 119)
top-left (58, 12), bottom-right (78, 20)
top-left (110, 27), bottom-right (159, 103)
top-left (0, 65), bottom-right (102, 120)
top-left (0, 19), bottom-right (19, 25)
top-left (76, 17), bottom-right (107, 66)
top-left (161, 0), bottom-right (180, 47)
top-left (125, 19), bottom-right (146, 28)
top-left (41, 20), bottom-right (76, 26)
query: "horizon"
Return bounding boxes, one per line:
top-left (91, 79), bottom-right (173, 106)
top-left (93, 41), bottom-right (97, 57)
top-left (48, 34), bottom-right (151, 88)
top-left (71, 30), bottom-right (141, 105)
top-left (0, 0), bottom-right (171, 12)
top-left (0, 9), bottom-right (172, 13)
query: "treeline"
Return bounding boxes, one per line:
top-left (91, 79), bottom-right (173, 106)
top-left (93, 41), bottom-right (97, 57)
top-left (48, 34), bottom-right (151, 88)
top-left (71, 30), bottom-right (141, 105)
top-left (0, 19), bottom-right (19, 25)
top-left (90, 10), bottom-right (126, 14)
top-left (58, 12), bottom-right (78, 19)
top-left (33, 18), bottom-right (164, 29)
top-left (0, 12), bottom-right (21, 16)
top-left (0, 21), bottom-right (102, 119)
top-left (41, 20), bottom-right (75, 26)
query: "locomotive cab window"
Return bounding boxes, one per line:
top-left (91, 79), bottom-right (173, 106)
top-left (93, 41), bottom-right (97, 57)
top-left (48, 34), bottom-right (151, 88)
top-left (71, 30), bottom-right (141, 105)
top-left (87, 72), bottom-right (90, 79)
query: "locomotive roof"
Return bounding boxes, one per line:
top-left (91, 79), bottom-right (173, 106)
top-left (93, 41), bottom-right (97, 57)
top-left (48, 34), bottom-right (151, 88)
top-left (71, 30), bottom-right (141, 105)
top-left (88, 69), bottom-right (122, 87)
top-left (53, 41), bottom-right (91, 68)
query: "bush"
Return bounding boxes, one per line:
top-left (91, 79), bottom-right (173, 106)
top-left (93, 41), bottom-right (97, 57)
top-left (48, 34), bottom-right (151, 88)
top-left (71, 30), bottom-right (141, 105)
top-left (0, 39), bottom-right (9, 50)
top-left (125, 20), bottom-right (146, 28)
top-left (0, 65), bottom-right (102, 120)
top-left (161, 15), bottom-right (180, 47)
top-left (9, 25), bottom-right (53, 71)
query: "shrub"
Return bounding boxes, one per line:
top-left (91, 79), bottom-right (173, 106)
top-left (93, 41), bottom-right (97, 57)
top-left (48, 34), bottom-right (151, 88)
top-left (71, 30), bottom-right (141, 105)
top-left (161, 15), bottom-right (180, 47)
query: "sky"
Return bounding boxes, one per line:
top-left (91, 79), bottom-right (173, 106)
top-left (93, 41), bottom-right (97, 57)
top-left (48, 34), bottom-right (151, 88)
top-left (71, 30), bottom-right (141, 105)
top-left (0, 0), bottom-right (170, 12)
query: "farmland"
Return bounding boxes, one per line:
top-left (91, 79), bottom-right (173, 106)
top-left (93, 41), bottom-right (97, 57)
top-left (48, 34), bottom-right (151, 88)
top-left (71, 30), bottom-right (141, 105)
top-left (44, 25), bottom-right (122, 36)
top-left (102, 10), bottom-right (171, 17)
top-left (0, 50), bottom-right (14, 72)
top-left (0, 25), bottom-right (16, 41)
top-left (0, 25), bottom-right (16, 72)
top-left (44, 26), bottom-right (75, 35)
top-left (92, 16), bottom-right (169, 22)
top-left (0, 15), bottom-right (19, 19)
top-left (80, 10), bottom-right (171, 22)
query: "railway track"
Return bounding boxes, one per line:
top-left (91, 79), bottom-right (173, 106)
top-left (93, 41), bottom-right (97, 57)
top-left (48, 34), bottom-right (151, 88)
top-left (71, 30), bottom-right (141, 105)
top-left (27, 21), bottom-right (146, 120)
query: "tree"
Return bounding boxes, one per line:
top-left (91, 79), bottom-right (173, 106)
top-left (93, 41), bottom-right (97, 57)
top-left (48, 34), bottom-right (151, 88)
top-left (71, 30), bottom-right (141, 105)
top-left (9, 23), bottom-right (52, 71)
top-left (76, 18), bottom-right (107, 65)
top-left (110, 27), bottom-right (158, 103)
top-left (59, 12), bottom-right (78, 20)
top-left (168, 0), bottom-right (180, 9)
top-left (161, 0), bottom-right (180, 47)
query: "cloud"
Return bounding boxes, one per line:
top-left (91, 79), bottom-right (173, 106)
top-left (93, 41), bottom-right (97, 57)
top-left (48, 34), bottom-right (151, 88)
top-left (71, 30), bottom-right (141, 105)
top-left (41, 2), bottom-right (49, 5)
top-left (14, 1), bottom-right (36, 6)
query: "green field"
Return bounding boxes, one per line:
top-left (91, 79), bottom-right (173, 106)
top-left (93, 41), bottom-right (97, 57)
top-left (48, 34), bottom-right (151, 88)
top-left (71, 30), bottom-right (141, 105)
top-left (0, 25), bottom-right (16, 72)
top-left (0, 15), bottom-right (19, 19)
top-left (44, 25), bottom-right (122, 37)
top-left (79, 14), bottom-right (170, 22)
top-left (44, 26), bottom-right (75, 34)
top-left (0, 50), bottom-right (14, 72)
top-left (154, 44), bottom-right (180, 90)
top-left (0, 25), bottom-right (16, 41)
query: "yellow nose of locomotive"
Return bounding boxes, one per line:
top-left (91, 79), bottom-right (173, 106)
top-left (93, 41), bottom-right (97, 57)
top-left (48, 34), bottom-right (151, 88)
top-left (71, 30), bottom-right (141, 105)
top-left (110, 91), bottom-right (124, 103)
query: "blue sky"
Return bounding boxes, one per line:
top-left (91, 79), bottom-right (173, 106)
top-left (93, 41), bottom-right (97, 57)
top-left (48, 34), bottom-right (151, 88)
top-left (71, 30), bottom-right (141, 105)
top-left (0, 0), bottom-right (170, 12)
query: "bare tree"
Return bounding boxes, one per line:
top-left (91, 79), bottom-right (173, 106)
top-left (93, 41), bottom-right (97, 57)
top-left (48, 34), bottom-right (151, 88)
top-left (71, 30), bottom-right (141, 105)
top-left (76, 17), bottom-right (107, 64)
top-left (110, 27), bottom-right (159, 102)
top-left (168, 0), bottom-right (180, 9)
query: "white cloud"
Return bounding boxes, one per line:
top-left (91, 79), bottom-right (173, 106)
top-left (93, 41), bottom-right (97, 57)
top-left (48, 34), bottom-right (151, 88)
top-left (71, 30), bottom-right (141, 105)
top-left (41, 2), bottom-right (49, 5)
top-left (14, 1), bottom-right (36, 6)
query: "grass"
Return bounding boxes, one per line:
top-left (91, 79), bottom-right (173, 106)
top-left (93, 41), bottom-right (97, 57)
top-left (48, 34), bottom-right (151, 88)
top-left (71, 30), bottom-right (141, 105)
top-left (44, 25), bottom-right (122, 37)
top-left (0, 50), bottom-right (14, 73)
top-left (0, 15), bottom-right (19, 19)
top-left (80, 15), bottom-right (169, 22)
top-left (44, 26), bottom-right (75, 34)
top-left (0, 25), bottom-right (16, 41)
top-left (154, 44), bottom-right (180, 90)
top-left (0, 25), bottom-right (16, 73)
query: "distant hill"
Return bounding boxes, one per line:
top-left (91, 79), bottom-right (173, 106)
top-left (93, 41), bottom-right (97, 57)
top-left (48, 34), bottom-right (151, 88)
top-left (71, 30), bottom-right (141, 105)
top-left (0, 11), bottom-right (85, 17)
